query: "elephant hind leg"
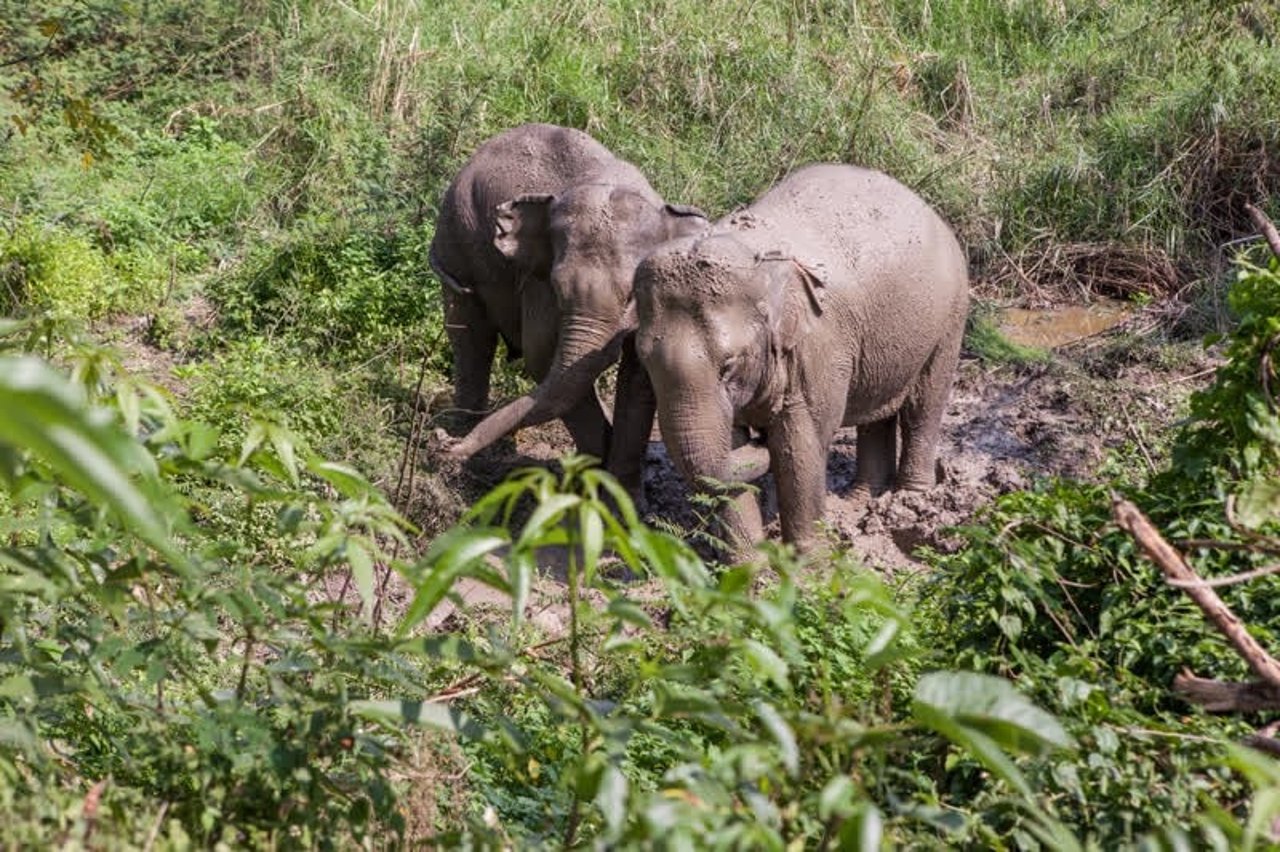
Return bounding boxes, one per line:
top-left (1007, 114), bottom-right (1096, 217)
top-left (854, 416), bottom-right (897, 496)
top-left (897, 322), bottom-right (963, 490)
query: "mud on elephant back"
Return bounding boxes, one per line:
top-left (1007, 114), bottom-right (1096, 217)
top-left (427, 123), bottom-right (706, 493)
top-left (628, 163), bottom-right (970, 561)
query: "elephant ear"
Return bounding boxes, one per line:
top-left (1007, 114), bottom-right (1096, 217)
top-left (661, 203), bottom-right (709, 239)
top-left (494, 193), bottom-right (555, 274)
top-left (767, 257), bottom-right (827, 352)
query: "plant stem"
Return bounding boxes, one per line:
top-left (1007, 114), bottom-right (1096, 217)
top-left (564, 530), bottom-right (585, 848)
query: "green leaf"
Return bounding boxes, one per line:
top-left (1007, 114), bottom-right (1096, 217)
top-left (0, 356), bottom-right (189, 574)
top-left (819, 775), bottom-right (856, 820)
top-left (580, 502), bottom-right (604, 579)
top-left (755, 700), bottom-right (799, 776)
top-left (838, 803), bottom-right (884, 852)
top-left (1236, 478), bottom-right (1280, 528)
top-left (863, 619), bottom-right (903, 670)
top-left (914, 701), bottom-right (1033, 797)
top-left (516, 494), bottom-right (579, 549)
top-left (350, 699), bottom-right (480, 738)
top-left (607, 597), bottom-right (653, 629)
top-left (742, 639), bottom-right (791, 691)
top-left (912, 671), bottom-right (1074, 756)
top-left (347, 538), bottom-right (376, 620)
top-left (267, 423), bottom-right (301, 485)
top-left (309, 460), bottom-right (374, 497)
top-left (596, 763), bottom-right (629, 835)
top-left (399, 527), bottom-right (508, 635)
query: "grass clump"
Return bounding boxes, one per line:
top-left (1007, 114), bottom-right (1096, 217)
top-left (964, 306), bottom-right (1052, 368)
top-left (0, 219), bottom-right (165, 320)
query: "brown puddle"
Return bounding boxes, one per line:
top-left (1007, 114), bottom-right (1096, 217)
top-left (998, 298), bottom-right (1134, 349)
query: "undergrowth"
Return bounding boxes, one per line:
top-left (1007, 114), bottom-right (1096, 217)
top-left (4, 0), bottom-right (1280, 847)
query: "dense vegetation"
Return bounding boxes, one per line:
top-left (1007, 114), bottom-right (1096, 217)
top-left (3, 0), bottom-right (1280, 847)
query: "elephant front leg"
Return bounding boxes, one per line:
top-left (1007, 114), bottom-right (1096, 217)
top-left (768, 408), bottom-right (830, 552)
top-left (606, 335), bottom-right (654, 499)
top-left (443, 287), bottom-right (499, 432)
top-left (561, 393), bottom-right (612, 464)
top-left (710, 480), bottom-right (765, 565)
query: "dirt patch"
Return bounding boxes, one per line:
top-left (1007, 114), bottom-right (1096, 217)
top-left (427, 311), bottom-right (1219, 578)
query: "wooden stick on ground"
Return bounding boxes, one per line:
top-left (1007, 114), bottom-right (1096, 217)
top-left (1245, 203), bottom-right (1280, 261)
top-left (1112, 496), bottom-right (1280, 693)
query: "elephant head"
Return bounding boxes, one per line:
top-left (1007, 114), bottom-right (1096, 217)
top-left (634, 234), bottom-right (826, 544)
top-left (444, 185), bottom-right (707, 460)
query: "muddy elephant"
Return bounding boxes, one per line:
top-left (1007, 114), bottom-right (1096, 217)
top-left (429, 123), bottom-right (707, 481)
top-left (629, 163), bottom-right (969, 556)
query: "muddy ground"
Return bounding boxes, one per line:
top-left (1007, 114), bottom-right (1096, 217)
top-left (432, 306), bottom-right (1219, 577)
top-left (106, 297), bottom-right (1222, 626)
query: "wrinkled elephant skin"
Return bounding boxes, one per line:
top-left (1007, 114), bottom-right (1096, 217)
top-left (633, 164), bottom-right (970, 557)
top-left (429, 123), bottom-right (706, 484)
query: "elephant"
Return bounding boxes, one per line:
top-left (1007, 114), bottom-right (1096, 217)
top-left (628, 163), bottom-right (969, 557)
top-left (428, 123), bottom-right (707, 484)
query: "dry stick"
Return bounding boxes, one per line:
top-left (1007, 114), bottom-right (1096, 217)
top-left (1111, 496), bottom-right (1280, 692)
top-left (370, 341), bottom-right (436, 631)
top-left (1171, 671), bottom-right (1280, 712)
top-left (1245, 203), bottom-right (1280, 261)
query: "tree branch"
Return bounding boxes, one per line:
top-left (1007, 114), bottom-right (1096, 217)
top-left (1172, 670), bottom-right (1280, 712)
top-left (1112, 496), bottom-right (1280, 692)
top-left (1245, 203), bottom-right (1280, 261)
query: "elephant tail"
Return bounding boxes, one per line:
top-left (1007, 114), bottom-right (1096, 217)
top-left (428, 242), bottom-right (474, 296)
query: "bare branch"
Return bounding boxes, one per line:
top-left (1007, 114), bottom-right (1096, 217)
top-left (1166, 560), bottom-right (1280, 588)
top-left (1173, 670), bottom-right (1280, 712)
top-left (1245, 203), bottom-right (1280, 261)
top-left (1112, 496), bottom-right (1280, 692)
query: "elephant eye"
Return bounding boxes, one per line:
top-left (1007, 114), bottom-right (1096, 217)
top-left (720, 355), bottom-right (739, 379)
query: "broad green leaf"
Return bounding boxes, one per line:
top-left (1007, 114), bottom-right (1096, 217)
top-left (516, 493), bottom-right (579, 549)
top-left (1244, 787), bottom-right (1280, 852)
top-left (914, 700), bottom-right (1033, 797)
top-left (597, 763), bottom-right (629, 835)
top-left (1228, 743), bottom-right (1280, 787)
top-left (350, 699), bottom-right (480, 738)
top-left (347, 538), bottom-right (375, 619)
top-left (399, 527), bottom-right (508, 635)
top-left (742, 639), bottom-right (790, 691)
top-left (509, 549), bottom-right (533, 626)
top-left (239, 420), bottom-right (267, 467)
top-left (913, 671), bottom-right (1074, 756)
top-left (755, 700), bottom-right (799, 776)
top-left (819, 775), bottom-right (856, 820)
top-left (607, 597), bottom-right (653, 629)
top-left (267, 423), bottom-right (301, 485)
top-left (864, 619), bottom-right (904, 670)
top-left (1236, 478), bottom-right (1280, 528)
top-left (0, 356), bottom-right (189, 574)
top-left (308, 460), bottom-right (374, 497)
top-left (580, 502), bottom-right (604, 580)
top-left (838, 803), bottom-right (884, 852)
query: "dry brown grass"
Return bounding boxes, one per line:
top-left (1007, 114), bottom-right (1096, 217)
top-left (984, 240), bottom-right (1180, 306)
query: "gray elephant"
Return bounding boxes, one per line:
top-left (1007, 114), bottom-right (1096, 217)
top-left (629, 163), bottom-right (969, 556)
top-left (429, 123), bottom-right (707, 483)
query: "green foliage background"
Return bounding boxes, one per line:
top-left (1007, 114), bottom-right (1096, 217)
top-left (3, 0), bottom-right (1280, 848)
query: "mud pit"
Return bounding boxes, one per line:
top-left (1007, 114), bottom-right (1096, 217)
top-left (443, 318), bottom-right (1217, 573)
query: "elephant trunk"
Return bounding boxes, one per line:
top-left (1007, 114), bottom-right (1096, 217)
top-left (657, 388), bottom-right (734, 486)
top-left (447, 313), bottom-right (621, 462)
top-left (657, 386), bottom-right (764, 558)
